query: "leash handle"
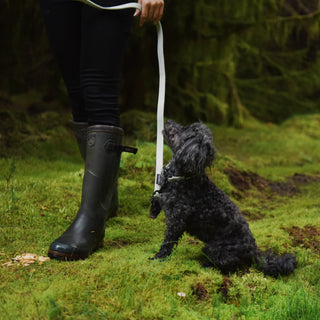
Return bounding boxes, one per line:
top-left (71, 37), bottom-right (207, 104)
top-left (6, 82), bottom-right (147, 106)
top-left (73, 0), bottom-right (165, 192)
top-left (74, 0), bottom-right (142, 11)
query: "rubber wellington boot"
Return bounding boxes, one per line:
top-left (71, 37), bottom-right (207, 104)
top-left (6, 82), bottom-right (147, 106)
top-left (71, 120), bottom-right (88, 160)
top-left (48, 125), bottom-right (127, 260)
top-left (71, 120), bottom-right (119, 218)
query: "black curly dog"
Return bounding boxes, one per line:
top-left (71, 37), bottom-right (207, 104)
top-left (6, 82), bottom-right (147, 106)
top-left (150, 120), bottom-right (297, 277)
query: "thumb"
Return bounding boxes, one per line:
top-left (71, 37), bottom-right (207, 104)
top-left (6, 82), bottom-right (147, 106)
top-left (134, 8), bottom-right (141, 17)
top-left (134, 0), bottom-right (142, 17)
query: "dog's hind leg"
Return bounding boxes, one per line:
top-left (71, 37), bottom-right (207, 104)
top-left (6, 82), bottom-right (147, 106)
top-left (202, 244), bottom-right (237, 273)
top-left (202, 242), bottom-right (255, 274)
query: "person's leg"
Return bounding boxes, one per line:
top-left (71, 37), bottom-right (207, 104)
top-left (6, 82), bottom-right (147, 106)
top-left (80, 2), bottom-right (134, 126)
top-left (39, 0), bottom-right (134, 125)
top-left (38, 0), bottom-right (87, 122)
top-left (48, 2), bottom-right (135, 260)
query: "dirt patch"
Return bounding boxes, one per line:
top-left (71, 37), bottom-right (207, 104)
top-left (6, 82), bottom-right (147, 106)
top-left (267, 181), bottom-right (299, 196)
top-left (224, 167), bottom-right (320, 197)
top-left (242, 210), bottom-right (265, 221)
top-left (192, 282), bottom-right (209, 301)
top-left (217, 276), bottom-right (233, 300)
top-left (283, 225), bottom-right (320, 253)
top-left (224, 168), bottom-right (269, 193)
top-left (290, 173), bottom-right (320, 185)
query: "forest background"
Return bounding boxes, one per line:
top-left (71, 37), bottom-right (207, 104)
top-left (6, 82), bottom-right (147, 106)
top-left (1, 1), bottom-right (320, 319)
top-left (0, 0), bottom-right (320, 134)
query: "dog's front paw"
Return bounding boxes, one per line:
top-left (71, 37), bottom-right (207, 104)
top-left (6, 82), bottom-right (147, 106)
top-left (149, 210), bottom-right (160, 219)
top-left (148, 256), bottom-right (157, 261)
top-left (149, 194), bottom-right (162, 219)
top-left (149, 251), bottom-right (169, 261)
top-left (149, 254), bottom-right (164, 261)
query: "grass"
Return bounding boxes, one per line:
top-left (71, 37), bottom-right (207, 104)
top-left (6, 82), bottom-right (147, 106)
top-left (1, 113), bottom-right (320, 319)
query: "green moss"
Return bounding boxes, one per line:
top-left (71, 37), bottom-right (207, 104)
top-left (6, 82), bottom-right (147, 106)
top-left (1, 113), bottom-right (320, 319)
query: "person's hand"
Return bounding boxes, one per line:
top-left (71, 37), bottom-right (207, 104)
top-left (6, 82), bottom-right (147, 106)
top-left (134, 0), bottom-right (164, 26)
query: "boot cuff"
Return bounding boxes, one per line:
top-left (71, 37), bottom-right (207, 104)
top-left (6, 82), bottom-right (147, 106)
top-left (87, 125), bottom-right (124, 136)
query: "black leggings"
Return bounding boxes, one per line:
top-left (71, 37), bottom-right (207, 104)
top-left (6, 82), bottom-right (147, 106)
top-left (39, 0), bottom-right (134, 126)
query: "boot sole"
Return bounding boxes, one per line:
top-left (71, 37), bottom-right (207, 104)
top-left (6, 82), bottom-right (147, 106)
top-left (48, 241), bottom-right (104, 261)
top-left (48, 249), bottom-right (88, 261)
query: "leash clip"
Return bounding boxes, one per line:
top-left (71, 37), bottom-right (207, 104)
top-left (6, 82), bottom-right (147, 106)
top-left (152, 190), bottom-right (161, 198)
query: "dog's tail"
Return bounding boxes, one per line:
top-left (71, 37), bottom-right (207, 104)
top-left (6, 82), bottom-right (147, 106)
top-left (257, 250), bottom-right (297, 277)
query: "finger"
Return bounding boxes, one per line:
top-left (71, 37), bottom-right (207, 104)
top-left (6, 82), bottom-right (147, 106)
top-left (148, 7), bottom-right (157, 23)
top-left (134, 0), bottom-right (142, 18)
top-left (150, 6), bottom-right (159, 22)
top-left (149, 1), bottom-right (164, 24)
top-left (158, 2), bottom-right (164, 21)
top-left (133, 8), bottom-right (141, 17)
top-left (140, 2), bottom-right (149, 26)
top-left (139, 1), bottom-right (164, 26)
top-left (153, 4), bottom-right (164, 23)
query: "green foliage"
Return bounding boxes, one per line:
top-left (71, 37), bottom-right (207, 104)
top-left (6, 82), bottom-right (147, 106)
top-left (0, 108), bottom-right (79, 160)
top-left (120, 110), bottom-right (157, 142)
top-left (123, 0), bottom-right (320, 125)
top-left (1, 0), bottom-right (320, 127)
top-left (1, 114), bottom-right (320, 319)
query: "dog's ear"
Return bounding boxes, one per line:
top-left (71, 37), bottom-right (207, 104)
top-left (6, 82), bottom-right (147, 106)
top-left (175, 125), bottom-right (215, 175)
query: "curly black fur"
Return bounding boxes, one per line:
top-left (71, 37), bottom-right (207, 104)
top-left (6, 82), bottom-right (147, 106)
top-left (150, 120), bottom-right (297, 277)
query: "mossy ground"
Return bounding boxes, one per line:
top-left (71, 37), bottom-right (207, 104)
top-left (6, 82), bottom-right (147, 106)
top-left (1, 113), bottom-right (320, 319)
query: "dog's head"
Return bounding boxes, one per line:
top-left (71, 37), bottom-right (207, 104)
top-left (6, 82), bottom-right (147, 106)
top-left (163, 120), bottom-right (215, 175)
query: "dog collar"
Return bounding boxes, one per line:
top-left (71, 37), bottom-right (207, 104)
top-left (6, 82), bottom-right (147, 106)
top-left (167, 175), bottom-right (194, 182)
